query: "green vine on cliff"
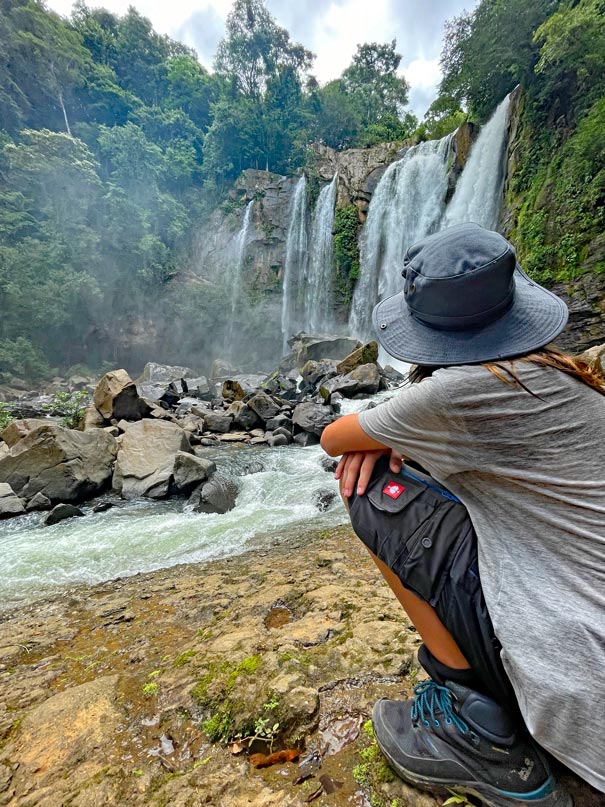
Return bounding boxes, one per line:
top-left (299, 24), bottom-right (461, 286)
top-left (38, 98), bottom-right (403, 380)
top-left (332, 204), bottom-right (361, 309)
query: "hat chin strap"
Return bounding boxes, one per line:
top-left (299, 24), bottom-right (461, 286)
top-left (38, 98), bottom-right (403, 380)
top-left (410, 287), bottom-right (515, 332)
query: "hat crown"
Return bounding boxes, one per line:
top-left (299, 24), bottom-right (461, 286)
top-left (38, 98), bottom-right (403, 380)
top-left (403, 223), bottom-right (516, 330)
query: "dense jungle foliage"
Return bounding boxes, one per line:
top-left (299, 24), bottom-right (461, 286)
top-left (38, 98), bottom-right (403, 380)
top-left (0, 0), bottom-right (603, 379)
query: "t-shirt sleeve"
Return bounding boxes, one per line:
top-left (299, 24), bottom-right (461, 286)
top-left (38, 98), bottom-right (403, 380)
top-left (357, 376), bottom-right (472, 479)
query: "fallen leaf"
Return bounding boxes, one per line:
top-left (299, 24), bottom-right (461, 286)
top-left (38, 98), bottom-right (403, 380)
top-left (249, 749), bottom-right (300, 768)
top-left (305, 784), bottom-right (323, 803)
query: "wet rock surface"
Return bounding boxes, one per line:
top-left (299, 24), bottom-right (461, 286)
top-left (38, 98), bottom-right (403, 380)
top-left (0, 525), bottom-right (597, 807)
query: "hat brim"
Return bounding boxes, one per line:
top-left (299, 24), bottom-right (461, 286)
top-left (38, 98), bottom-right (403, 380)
top-left (372, 267), bottom-right (569, 366)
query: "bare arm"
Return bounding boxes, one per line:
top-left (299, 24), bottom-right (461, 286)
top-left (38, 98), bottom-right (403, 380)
top-left (321, 414), bottom-right (403, 497)
top-left (320, 413), bottom-right (387, 456)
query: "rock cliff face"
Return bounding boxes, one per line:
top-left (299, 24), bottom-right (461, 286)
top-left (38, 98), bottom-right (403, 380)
top-left (193, 127), bottom-right (478, 292)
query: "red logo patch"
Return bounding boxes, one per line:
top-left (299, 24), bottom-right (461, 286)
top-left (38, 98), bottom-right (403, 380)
top-left (383, 481), bottom-right (405, 499)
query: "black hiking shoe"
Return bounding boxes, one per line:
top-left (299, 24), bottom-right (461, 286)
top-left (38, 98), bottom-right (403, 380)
top-left (372, 681), bottom-right (572, 807)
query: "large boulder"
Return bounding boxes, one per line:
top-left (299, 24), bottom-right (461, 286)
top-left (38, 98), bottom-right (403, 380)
top-left (227, 401), bottom-right (262, 431)
top-left (202, 411), bottom-right (233, 433)
top-left (45, 503), bottom-right (84, 526)
top-left (1, 418), bottom-right (50, 448)
top-left (336, 341), bottom-right (379, 375)
top-left (93, 370), bottom-right (147, 421)
top-left (290, 334), bottom-right (362, 365)
top-left (292, 402), bottom-right (336, 436)
top-left (300, 359), bottom-right (338, 386)
top-left (0, 424), bottom-right (117, 504)
top-left (135, 362), bottom-right (192, 402)
top-left (113, 420), bottom-right (191, 499)
top-left (0, 483), bottom-right (25, 519)
top-left (187, 475), bottom-right (239, 514)
top-left (247, 391), bottom-right (280, 422)
top-left (320, 363), bottom-right (381, 400)
top-left (173, 451), bottom-right (216, 493)
top-left (210, 359), bottom-right (240, 381)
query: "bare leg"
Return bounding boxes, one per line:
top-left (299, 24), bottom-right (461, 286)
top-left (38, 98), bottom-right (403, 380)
top-left (368, 549), bottom-right (470, 670)
top-left (340, 487), bottom-right (470, 670)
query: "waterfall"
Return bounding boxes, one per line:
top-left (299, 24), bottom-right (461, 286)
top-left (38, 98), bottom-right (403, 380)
top-left (305, 174), bottom-right (338, 334)
top-left (443, 94), bottom-right (511, 229)
top-left (281, 176), bottom-right (308, 353)
top-left (226, 200), bottom-right (254, 359)
top-left (349, 135), bottom-right (453, 340)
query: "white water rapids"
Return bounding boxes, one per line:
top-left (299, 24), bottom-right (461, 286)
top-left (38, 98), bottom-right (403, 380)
top-left (0, 444), bottom-right (347, 612)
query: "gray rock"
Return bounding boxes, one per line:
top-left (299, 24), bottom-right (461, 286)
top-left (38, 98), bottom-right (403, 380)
top-left (0, 483), bottom-right (25, 518)
top-left (93, 369), bottom-right (145, 422)
top-left (265, 414), bottom-right (293, 431)
top-left (273, 427), bottom-right (292, 442)
top-left (113, 420), bottom-right (191, 499)
top-left (92, 501), bottom-right (114, 513)
top-left (227, 401), bottom-right (262, 431)
top-left (268, 434), bottom-right (289, 447)
top-left (83, 406), bottom-right (106, 430)
top-left (293, 432), bottom-right (320, 447)
top-left (136, 362), bottom-right (192, 402)
top-left (336, 341), bottom-right (379, 375)
top-left (45, 503), bottom-right (84, 526)
top-left (187, 475), bottom-right (239, 514)
top-left (312, 488), bottom-right (337, 512)
top-left (291, 334), bottom-right (362, 364)
top-left (202, 411), bottom-right (233, 433)
top-left (182, 375), bottom-right (211, 399)
top-left (0, 424), bottom-right (118, 504)
top-left (173, 451), bottom-right (216, 493)
top-left (320, 363), bottom-right (381, 400)
top-left (247, 391), bottom-right (280, 422)
top-left (292, 402), bottom-right (336, 436)
top-left (300, 359), bottom-right (339, 386)
top-left (320, 457), bottom-right (338, 473)
top-left (1, 418), bottom-right (50, 448)
top-left (25, 491), bottom-right (52, 512)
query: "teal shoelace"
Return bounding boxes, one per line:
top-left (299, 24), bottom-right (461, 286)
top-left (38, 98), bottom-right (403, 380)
top-left (411, 681), bottom-right (469, 733)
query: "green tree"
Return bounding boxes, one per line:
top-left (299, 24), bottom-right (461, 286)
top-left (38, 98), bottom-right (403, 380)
top-left (440, 0), bottom-right (562, 119)
top-left (215, 0), bottom-right (313, 100)
top-left (341, 41), bottom-right (410, 128)
top-left (533, 0), bottom-right (605, 117)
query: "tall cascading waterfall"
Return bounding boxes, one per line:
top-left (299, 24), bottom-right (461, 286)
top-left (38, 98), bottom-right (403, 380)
top-left (443, 94), bottom-right (511, 229)
top-left (281, 176), bottom-right (308, 354)
top-left (304, 174), bottom-right (338, 334)
top-left (226, 199), bottom-right (254, 359)
top-left (349, 136), bottom-right (453, 341)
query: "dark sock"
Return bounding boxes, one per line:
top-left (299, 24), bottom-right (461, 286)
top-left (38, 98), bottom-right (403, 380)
top-left (418, 644), bottom-right (484, 691)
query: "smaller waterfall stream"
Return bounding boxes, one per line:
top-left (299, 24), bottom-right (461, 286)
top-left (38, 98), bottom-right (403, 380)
top-left (226, 200), bottom-right (254, 358)
top-left (444, 94), bottom-right (511, 229)
top-left (305, 174), bottom-right (338, 334)
top-left (281, 176), bottom-right (308, 353)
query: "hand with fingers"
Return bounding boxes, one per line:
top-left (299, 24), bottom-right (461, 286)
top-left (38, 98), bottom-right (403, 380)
top-left (335, 448), bottom-right (404, 500)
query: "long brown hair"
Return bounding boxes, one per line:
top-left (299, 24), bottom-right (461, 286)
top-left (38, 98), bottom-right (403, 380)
top-left (409, 346), bottom-right (605, 396)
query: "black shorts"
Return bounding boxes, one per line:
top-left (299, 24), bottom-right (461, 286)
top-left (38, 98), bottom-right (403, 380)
top-left (347, 456), bottom-right (516, 707)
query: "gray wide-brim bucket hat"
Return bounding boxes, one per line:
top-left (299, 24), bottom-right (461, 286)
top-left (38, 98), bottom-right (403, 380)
top-left (373, 222), bottom-right (569, 366)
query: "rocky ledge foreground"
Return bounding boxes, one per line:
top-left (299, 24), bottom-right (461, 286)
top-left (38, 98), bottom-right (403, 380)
top-left (0, 526), bottom-right (599, 807)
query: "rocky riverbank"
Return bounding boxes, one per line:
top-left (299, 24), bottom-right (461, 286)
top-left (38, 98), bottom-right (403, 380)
top-left (0, 523), bottom-right (601, 807)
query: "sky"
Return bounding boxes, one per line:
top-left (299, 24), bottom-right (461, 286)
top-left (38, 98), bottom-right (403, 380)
top-left (46, 0), bottom-right (474, 118)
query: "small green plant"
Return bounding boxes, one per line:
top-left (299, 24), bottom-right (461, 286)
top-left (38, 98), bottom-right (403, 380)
top-left (443, 791), bottom-right (474, 806)
top-left (142, 681), bottom-right (159, 697)
top-left (174, 649), bottom-right (197, 667)
top-left (0, 402), bottom-right (14, 431)
top-left (43, 390), bottom-right (88, 428)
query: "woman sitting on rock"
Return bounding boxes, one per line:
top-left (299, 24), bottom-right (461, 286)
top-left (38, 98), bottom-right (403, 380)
top-left (321, 223), bottom-right (604, 807)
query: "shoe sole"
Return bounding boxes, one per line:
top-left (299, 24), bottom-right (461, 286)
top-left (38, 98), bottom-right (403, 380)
top-left (374, 731), bottom-right (573, 807)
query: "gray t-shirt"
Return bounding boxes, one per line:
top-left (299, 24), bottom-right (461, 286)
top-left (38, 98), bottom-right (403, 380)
top-left (358, 362), bottom-right (605, 792)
